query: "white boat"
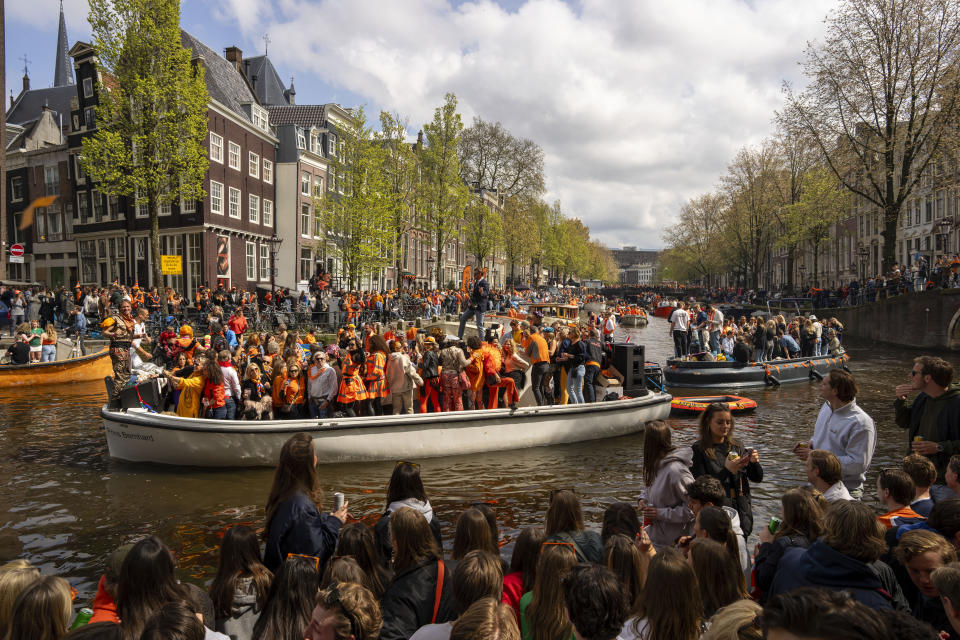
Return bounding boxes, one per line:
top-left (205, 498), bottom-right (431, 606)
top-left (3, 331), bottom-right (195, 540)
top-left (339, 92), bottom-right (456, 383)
top-left (100, 392), bottom-right (672, 467)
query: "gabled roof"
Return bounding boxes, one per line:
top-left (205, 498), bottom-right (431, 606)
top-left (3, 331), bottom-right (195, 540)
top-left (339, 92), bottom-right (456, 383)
top-left (6, 85), bottom-right (75, 126)
top-left (180, 30), bottom-right (260, 121)
top-left (243, 55), bottom-right (290, 106)
top-left (266, 105), bottom-right (326, 128)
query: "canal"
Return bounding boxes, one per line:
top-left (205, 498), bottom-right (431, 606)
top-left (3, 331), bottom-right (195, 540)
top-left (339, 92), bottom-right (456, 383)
top-left (0, 317), bottom-right (945, 597)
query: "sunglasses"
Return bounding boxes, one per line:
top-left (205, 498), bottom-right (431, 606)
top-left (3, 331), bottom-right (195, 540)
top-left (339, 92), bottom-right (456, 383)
top-left (396, 460), bottom-right (420, 469)
top-left (285, 553), bottom-right (320, 572)
top-left (321, 582), bottom-right (362, 640)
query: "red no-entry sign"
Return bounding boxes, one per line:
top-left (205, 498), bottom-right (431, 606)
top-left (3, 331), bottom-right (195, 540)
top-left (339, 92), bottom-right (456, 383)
top-left (10, 244), bottom-right (24, 257)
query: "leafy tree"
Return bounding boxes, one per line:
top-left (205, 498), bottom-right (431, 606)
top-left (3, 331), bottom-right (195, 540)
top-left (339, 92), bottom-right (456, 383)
top-left (419, 93), bottom-right (470, 285)
top-left (783, 0), bottom-right (960, 272)
top-left (458, 118), bottom-right (545, 199)
top-left (376, 111), bottom-right (417, 276)
top-left (81, 0), bottom-right (208, 309)
top-left (317, 107), bottom-right (392, 288)
top-left (463, 195), bottom-right (503, 269)
top-left (500, 197), bottom-right (539, 285)
top-left (661, 192), bottom-right (728, 287)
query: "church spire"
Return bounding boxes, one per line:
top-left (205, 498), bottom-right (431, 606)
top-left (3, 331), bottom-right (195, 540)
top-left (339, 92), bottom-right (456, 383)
top-left (53, 0), bottom-right (74, 87)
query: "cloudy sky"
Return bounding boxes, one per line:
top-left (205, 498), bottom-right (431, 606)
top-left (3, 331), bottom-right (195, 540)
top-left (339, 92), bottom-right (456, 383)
top-left (7, 0), bottom-right (836, 249)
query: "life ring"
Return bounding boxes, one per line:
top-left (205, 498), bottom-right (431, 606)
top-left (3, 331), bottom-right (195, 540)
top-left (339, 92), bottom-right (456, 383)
top-left (670, 395), bottom-right (758, 414)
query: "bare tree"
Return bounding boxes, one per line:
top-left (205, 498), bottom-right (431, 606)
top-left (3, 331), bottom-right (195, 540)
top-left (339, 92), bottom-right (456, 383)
top-left (459, 118), bottom-right (545, 199)
top-left (784, 0), bottom-right (960, 271)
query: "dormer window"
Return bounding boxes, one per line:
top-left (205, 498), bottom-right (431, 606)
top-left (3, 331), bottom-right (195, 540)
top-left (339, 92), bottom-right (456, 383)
top-left (296, 128), bottom-right (306, 150)
top-left (251, 105), bottom-right (269, 132)
top-left (328, 133), bottom-right (336, 156)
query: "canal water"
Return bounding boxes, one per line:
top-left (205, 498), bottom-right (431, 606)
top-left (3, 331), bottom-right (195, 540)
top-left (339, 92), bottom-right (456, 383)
top-left (0, 317), bottom-right (946, 598)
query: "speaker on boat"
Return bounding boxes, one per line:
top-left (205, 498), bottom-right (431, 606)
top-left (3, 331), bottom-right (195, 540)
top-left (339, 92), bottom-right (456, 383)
top-left (612, 343), bottom-right (648, 397)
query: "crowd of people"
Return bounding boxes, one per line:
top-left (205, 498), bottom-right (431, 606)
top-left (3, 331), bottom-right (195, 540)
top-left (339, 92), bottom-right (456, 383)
top-left (6, 355), bottom-right (960, 639)
top-left (666, 302), bottom-right (845, 362)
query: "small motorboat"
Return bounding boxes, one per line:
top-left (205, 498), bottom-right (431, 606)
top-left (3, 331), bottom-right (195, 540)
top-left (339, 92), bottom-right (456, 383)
top-left (664, 353), bottom-right (850, 389)
top-left (0, 347), bottom-right (112, 388)
top-left (670, 395), bottom-right (758, 415)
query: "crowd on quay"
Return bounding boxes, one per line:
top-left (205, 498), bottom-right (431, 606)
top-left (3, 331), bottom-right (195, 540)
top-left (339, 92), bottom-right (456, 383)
top-left (665, 302), bottom-right (845, 362)
top-left (10, 356), bottom-right (960, 639)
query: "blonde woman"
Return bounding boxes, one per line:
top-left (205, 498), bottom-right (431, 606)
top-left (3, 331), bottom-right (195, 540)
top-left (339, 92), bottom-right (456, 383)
top-left (41, 324), bottom-right (58, 362)
top-left (241, 363), bottom-right (273, 420)
top-left (0, 560), bottom-right (40, 637)
top-left (4, 575), bottom-right (72, 640)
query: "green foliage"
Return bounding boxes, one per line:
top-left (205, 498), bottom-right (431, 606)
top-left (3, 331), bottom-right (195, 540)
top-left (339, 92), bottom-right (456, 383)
top-left (463, 196), bottom-right (503, 267)
top-left (376, 111), bottom-right (417, 273)
top-left (500, 197), bottom-right (540, 284)
top-left (81, 0), bottom-right (208, 305)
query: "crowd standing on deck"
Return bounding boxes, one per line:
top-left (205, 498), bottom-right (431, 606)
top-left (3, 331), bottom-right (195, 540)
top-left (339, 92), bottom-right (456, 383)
top-left (10, 356), bottom-right (960, 639)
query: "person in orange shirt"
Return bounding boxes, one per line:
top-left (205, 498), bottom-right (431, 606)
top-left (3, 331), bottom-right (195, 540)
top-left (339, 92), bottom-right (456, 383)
top-left (481, 332), bottom-right (519, 409)
top-left (277, 358), bottom-right (306, 419)
top-left (877, 468), bottom-right (925, 529)
top-left (337, 350), bottom-right (368, 417)
top-left (363, 335), bottom-right (389, 416)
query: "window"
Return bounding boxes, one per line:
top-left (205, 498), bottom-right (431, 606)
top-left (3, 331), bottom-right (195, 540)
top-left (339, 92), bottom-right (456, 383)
top-left (84, 107), bottom-right (96, 128)
top-left (83, 77), bottom-right (93, 98)
top-left (926, 199), bottom-right (933, 223)
top-left (328, 171), bottom-right (335, 192)
top-left (263, 159), bottom-right (273, 184)
top-left (249, 194), bottom-right (260, 223)
top-left (312, 132), bottom-right (321, 154)
top-left (187, 234), bottom-right (202, 293)
top-left (181, 196), bottom-right (196, 214)
top-left (263, 199), bottom-right (274, 226)
top-left (74, 156), bottom-right (85, 183)
top-left (44, 166), bottom-right (59, 195)
top-left (297, 128), bottom-right (307, 150)
top-left (108, 194), bottom-right (120, 221)
top-left (228, 142), bottom-right (241, 170)
top-left (314, 177), bottom-right (324, 197)
top-left (301, 203), bottom-right (311, 236)
top-left (302, 171), bottom-right (311, 195)
top-left (228, 187), bottom-right (241, 219)
top-left (136, 188), bottom-right (149, 218)
top-left (260, 244), bottom-right (269, 280)
top-left (246, 242), bottom-right (256, 281)
top-left (77, 192), bottom-right (89, 221)
top-left (92, 190), bottom-right (105, 221)
top-left (72, 115), bottom-right (80, 131)
top-left (210, 180), bottom-right (224, 215)
top-left (249, 152), bottom-right (260, 178)
top-left (10, 177), bottom-right (23, 202)
top-left (251, 105), bottom-right (269, 132)
top-left (328, 133), bottom-right (336, 156)
top-left (210, 132), bottom-right (223, 163)
top-left (300, 248), bottom-right (312, 281)
top-left (159, 198), bottom-right (171, 217)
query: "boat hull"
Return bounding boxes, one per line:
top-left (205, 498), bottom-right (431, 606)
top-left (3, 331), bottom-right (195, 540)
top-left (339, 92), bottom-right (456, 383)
top-left (101, 392), bottom-right (672, 467)
top-left (0, 349), bottom-right (112, 388)
top-left (663, 354), bottom-right (850, 389)
top-left (653, 306), bottom-right (675, 318)
top-left (619, 315), bottom-right (648, 327)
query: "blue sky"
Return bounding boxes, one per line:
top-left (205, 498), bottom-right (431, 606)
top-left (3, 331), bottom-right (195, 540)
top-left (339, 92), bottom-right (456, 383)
top-left (6, 0), bottom-right (836, 249)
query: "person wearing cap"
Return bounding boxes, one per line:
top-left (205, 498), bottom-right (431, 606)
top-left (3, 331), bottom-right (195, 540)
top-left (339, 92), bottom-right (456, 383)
top-left (418, 336), bottom-right (442, 413)
top-left (88, 543), bottom-right (134, 624)
top-left (457, 268), bottom-right (489, 341)
top-left (177, 325), bottom-right (199, 365)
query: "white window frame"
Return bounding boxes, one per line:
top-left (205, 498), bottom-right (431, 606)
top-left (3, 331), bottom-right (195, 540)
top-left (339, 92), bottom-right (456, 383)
top-left (263, 159), bottom-right (273, 184)
top-left (135, 188), bottom-right (149, 218)
top-left (228, 187), bottom-right (241, 219)
top-left (209, 132), bottom-right (223, 163)
top-left (245, 242), bottom-right (256, 281)
top-left (301, 203), bottom-right (312, 237)
top-left (210, 180), bottom-right (224, 215)
top-left (259, 244), bottom-right (270, 280)
top-left (263, 199), bottom-right (274, 226)
top-left (328, 133), bottom-right (336, 156)
top-left (313, 177), bottom-right (324, 198)
top-left (251, 105), bottom-right (269, 132)
top-left (297, 128), bottom-right (307, 150)
top-left (159, 198), bottom-right (172, 217)
top-left (301, 171), bottom-right (311, 195)
top-left (228, 141), bottom-right (241, 170)
top-left (249, 151), bottom-right (260, 178)
top-left (10, 176), bottom-right (23, 202)
top-left (249, 194), bottom-right (260, 224)
top-left (82, 77), bottom-right (93, 98)
top-left (181, 196), bottom-right (196, 214)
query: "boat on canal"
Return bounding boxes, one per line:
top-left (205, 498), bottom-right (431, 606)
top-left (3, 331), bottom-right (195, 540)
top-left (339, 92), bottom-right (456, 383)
top-left (100, 390), bottom-right (673, 467)
top-left (618, 310), bottom-right (648, 328)
top-left (663, 353), bottom-right (850, 389)
top-left (652, 302), bottom-right (677, 318)
top-left (0, 347), bottom-right (112, 388)
top-left (670, 395), bottom-right (757, 414)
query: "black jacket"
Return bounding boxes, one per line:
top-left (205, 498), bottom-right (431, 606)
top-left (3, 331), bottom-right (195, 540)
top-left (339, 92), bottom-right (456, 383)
top-left (894, 388), bottom-right (960, 480)
top-left (263, 492), bottom-right (341, 574)
top-left (753, 534), bottom-right (813, 602)
top-left (374, 510), bottom-right (443, 569)
top-left (420, 350), bottom-right (440, 379)
top-left (380, 558), bottom-right (456, 640)
top-left (690, 441), bottom-right (763, 535)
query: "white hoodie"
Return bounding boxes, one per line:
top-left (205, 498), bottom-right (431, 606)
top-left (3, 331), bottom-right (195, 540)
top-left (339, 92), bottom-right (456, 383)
top-left (387, 497), bottom-right (435, 523)
top-left (722, 505), bottom-right (750, 573)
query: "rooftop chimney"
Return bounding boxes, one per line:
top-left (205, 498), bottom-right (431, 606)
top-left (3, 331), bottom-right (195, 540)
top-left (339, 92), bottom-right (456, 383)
top-left (224, 46), bottom-right (243, 72)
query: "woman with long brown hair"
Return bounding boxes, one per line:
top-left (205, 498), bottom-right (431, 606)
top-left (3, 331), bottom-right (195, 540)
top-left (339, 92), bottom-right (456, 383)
top-left (688, 538), bottom-right (748, 618)
top-left (603, 534), bottom-right (648, 616)
top-left (520, 542), bottom-right (578, 640)
top-left (115, 537), bottom-right (191, 640)
top-left (690, 402), bottom-right (763, 536)
top-left (543, 490), bottom-right (603, 563)
top-left (373, 461), bottom-right (443, 569)
top-left (380, 507), bottom-right (456, 640)
top-left (209, 525), bottom-right (272, 640)
top-left (622, 548), bottom-right (703, 640)
top-left (502, 527), bottom-right (545, 621)
top-left (4, 575), bottom-right (72, 640)
top-left (262, 433), bottom-right (348, 573)
top-left (753, 487), bottom-right (824, 602)
top-left (334, 522), bottom-right (391, 599)
top-left (640, 420), bottom-right (695, 550)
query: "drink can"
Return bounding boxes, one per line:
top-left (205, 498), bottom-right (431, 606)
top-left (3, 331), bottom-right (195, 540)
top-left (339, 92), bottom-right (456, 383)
top-left (914, 436), bottom-right (924, 442)
top-left (728, 451), bottom-right (740, 461)
top-left (768, 516), bottom-right (782, 535)
top-left (333, 492), bottom-right (345, 511)
top-left (70, 608), bottom-right (94, 629)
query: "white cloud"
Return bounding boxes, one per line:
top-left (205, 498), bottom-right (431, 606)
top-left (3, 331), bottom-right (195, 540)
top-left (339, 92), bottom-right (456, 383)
top-left (220, 0), bottom-right (835, 248)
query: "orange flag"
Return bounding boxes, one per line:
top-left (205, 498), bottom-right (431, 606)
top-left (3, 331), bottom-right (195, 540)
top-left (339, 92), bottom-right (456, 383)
top-left (18, 195), bottom-right (59, 230)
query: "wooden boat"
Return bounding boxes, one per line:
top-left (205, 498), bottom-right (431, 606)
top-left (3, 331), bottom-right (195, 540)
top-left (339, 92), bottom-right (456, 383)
top-left (100, 391), bottom-right (673, 467)
top-left (618, 311), bottom-right (648, 327)
top-left (670, 395), bottom-right (757, 415)
top-left (0, 348), bottom-right (112, 388)
top-left (663, 353), bottom-right (850, 389)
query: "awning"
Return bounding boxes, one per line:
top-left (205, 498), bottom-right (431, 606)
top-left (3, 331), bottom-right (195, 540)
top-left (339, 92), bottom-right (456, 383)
top-left (400, 271), bottom-right (416, 279)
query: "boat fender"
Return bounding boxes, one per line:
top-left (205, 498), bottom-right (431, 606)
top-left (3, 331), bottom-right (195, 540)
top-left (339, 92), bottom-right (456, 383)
top-left (765, 374), bottom-right (781, 386)
top-left (810, 369), bottom-right (824, 381)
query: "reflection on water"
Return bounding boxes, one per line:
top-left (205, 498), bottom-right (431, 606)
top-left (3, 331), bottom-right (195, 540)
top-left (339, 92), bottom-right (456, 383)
top-left (0, 318), bottom-right (950, 599)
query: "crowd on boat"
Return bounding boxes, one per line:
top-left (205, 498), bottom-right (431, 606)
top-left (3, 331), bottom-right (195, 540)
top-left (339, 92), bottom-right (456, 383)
top-left (10, 357), bottom-right (960, 640)
top-left (666, 302), bottom-right (845, 363)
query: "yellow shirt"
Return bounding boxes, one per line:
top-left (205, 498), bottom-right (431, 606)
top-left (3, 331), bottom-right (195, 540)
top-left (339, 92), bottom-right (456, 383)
top-left (176, 374), bottom-right (205, 418)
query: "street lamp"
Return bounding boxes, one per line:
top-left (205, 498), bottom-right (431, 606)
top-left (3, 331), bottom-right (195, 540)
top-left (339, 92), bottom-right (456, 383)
top-left (267, 235), bottom-right (283, 300)
top-left (938, 216), bottom-right (954, 259)
top-left (858, 245), bottom-right (869, 281)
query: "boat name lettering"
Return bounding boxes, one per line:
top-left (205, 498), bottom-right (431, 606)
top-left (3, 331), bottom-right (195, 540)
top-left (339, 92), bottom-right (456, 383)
top-left (105, 427), bottom-right (155, 442)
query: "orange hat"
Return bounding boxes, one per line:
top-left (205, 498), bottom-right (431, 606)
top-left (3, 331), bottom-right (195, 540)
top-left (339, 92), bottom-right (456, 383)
top-left (179, 325), bottom-right (193, 337)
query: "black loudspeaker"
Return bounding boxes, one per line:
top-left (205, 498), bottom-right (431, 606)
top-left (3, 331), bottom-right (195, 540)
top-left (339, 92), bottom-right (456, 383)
top-left (611, 343), bottom-right (648, 396)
